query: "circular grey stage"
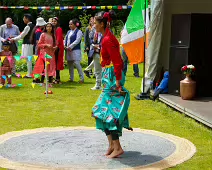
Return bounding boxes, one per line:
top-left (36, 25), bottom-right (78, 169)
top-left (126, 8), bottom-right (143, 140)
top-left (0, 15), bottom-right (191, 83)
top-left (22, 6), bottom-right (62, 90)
top-left (0, 127), bottom-right (196, 170)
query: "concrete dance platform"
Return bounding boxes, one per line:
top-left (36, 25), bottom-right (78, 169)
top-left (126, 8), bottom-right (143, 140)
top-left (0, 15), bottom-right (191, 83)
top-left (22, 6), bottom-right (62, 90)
top-left (0, 127), bottom-right (196, 170)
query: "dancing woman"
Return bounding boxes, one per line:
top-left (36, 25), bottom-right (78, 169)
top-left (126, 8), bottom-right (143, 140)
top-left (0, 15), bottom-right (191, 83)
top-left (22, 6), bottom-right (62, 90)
top-left (92, 11), bottom-right (132, 159)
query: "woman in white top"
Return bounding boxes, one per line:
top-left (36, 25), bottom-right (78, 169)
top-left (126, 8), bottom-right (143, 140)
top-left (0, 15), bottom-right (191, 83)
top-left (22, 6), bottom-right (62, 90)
top-left (65, 19), bottom-right (84, 83)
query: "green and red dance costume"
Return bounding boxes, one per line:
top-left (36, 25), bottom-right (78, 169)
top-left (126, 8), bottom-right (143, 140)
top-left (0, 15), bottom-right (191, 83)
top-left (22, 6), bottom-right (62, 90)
top-left (92, 28), bottom-right (131, 140)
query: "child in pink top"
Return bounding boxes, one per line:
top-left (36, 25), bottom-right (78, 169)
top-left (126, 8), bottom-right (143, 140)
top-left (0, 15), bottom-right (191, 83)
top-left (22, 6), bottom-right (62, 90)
top-left (0, 41), bottom-right (13, 86)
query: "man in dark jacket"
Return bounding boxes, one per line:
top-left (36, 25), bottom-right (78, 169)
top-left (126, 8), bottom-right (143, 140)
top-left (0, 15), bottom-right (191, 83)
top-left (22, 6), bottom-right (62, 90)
top-left (84, 17), bottom-right (94, 74)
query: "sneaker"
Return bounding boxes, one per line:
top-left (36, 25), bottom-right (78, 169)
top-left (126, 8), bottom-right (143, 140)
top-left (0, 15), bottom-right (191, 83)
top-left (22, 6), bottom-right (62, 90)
top-left (78, 80), bottom-right (84, 84)
top-left (91, 86), bottom-right (102, 90)
top-left (89, 71), bottom-right (93, 75)
top-left (133, 73), bottom-right (140, 78)
top-left (84, 70), bottom-right (91, 78)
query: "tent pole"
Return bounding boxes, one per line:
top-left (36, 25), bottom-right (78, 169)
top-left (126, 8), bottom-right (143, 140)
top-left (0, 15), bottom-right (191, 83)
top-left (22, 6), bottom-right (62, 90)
top-left (135, 0), bottom-right (150, 100)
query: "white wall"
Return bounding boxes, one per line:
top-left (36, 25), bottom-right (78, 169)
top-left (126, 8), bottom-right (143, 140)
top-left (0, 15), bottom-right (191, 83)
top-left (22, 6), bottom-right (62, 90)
top-left (159, 0), bottom-right (212, 69)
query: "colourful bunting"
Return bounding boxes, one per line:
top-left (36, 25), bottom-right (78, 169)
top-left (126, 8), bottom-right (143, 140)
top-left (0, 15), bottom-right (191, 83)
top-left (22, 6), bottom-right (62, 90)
top-left (21, 74), bottom-right (26, 78)
top-left (34, 55), bottom-right (38, 61)
top-left (46, 61), bottom-right (50, 65)
top-left (45, 54), bottom-right (52, 59)
top-left (28, 56), bottom-right (32, 61)
top-left (34, 74), bottom-right (40, 78)
top-left (16, 74), bottom-right (21, 78)
top-left (0, 5), bottom-right (133, 10)
top-left (31, 83), bottom-right (35, 88)
top-left (2, 75), bottom-right (6, 80)
top-left (7, 56), bottom-right (12, 64)
top-left (14, 55), bottom-right (20, 61)
top-left (1, 56), bottom-right (6, 62)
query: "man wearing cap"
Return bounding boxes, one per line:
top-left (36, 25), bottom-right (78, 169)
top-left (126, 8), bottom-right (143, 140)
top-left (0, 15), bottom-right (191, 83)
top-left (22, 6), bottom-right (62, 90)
top-left (10, 14), bottom-right (35, 78)
top-left (0, 18), bottom-right (20, 75)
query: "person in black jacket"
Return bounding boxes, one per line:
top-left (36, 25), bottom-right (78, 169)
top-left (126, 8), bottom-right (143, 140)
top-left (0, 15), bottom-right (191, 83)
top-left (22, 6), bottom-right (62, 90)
top-left (11, 14), bottom-right (35, 78)
top-left (84, 17), bottom-right (94, 75)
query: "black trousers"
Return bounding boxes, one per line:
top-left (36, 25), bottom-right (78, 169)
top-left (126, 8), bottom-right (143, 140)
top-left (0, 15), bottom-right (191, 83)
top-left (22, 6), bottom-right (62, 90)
top-left (105, 129), bottom-right (119, 140)
top-left (55, 49), bottom-right (60, 81)
top-left (87, 51), bottom-right (93, 70)
top-left (40, 60), bottom-right (53, 83)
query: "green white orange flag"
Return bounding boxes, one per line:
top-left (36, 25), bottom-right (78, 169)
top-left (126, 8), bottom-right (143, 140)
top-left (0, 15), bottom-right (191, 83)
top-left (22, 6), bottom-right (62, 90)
top-left (121, 0), bottom-right (149, 64)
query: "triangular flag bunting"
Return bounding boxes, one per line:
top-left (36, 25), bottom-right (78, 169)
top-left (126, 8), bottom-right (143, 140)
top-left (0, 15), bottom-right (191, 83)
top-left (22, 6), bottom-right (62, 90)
top-left (0, 84), bottom-right (3, 88)
top-left (28, 56), bottom-right (33, 61)
top-left (45, 54), bottom-right (52, 59)
top-left (46, 61), bottom-right (50, 65)
top-left (21, 74), bottom-right (26, 78)
top-left (8, 75), bottom-right (12, 78)
top-left (2, 75), bottom-right (6, 80)
top-left (7, 56), bottom-right (12, 65)
top-left (1, 56), bottom-right (6, 62)
top-left (16, 74), bottom-right (21, 78)
top-left (14, 55), bottom-right (21, 61)
top-left (34, 55), bottom-right (38, 61)
top-left (34, 74), bottom-right (40, 78)
top-left (31, 83), bottom-right (35, 88)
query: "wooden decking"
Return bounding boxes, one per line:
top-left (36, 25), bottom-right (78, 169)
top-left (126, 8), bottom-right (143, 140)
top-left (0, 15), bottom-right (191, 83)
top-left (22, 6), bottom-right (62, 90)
top-left (159, 94), bottom-right (212, 128)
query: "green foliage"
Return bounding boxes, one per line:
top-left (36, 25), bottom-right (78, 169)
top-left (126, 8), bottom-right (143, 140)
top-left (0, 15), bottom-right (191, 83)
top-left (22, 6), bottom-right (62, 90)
top-left (111, 20), bottom-right (125, 38)
top-left (15, 60), bottom-right (35, 72)
top-left (79, 13), bottom-right (92, 34)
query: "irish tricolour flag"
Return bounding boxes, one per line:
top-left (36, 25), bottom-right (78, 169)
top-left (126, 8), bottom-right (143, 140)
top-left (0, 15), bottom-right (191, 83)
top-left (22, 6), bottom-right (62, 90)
top-left (121, 0), bottom-right (149, 64)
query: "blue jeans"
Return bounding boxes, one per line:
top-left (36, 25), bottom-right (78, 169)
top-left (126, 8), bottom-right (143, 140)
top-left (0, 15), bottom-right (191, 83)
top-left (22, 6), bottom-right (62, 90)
top-left (121, 48), bottom-right (139, 76)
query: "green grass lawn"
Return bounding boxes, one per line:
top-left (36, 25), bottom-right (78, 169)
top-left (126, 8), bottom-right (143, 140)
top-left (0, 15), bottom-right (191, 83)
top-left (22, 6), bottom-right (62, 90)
top-left (0, 66), bottom-right (212, 170)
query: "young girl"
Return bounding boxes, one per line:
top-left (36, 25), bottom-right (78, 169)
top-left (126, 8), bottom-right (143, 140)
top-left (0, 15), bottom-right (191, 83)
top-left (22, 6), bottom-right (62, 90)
top-left (52, 17), bottom-right (64, 84)
top-left (92, 11), bottom-right (132, 158)
top-left (33, 22), bottom-right (57, 87)
top-left (0, 41), bottom-right (13, 86)
top-left (65, 18), bottom-right (84, 83)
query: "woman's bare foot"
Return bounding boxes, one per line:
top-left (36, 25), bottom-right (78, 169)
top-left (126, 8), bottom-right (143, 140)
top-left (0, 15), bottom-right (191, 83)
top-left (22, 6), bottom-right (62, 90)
top-left (105, 147), bottom-right (114, 156)
top-left (107, 149), bottom-right (124, 158)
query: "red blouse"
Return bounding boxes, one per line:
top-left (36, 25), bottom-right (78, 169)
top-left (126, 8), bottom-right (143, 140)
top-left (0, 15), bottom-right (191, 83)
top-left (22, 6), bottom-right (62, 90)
top-left (101, 28), bottom-right (123, 80)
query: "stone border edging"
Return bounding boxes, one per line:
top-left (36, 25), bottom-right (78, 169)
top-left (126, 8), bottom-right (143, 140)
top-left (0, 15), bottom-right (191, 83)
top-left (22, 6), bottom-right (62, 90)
top-left (0, 127), bottom-right (196, 170)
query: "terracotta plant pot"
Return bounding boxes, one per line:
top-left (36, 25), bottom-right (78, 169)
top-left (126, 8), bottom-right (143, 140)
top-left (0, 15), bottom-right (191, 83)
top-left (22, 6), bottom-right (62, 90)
top-left (180, 74), bottom-right (196, 100)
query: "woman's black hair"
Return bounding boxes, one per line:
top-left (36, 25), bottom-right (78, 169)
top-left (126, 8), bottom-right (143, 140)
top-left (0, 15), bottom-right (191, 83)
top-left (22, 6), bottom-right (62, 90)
top-left (24, 14), bottom-right (32, 22)
top-left (95, 10), bottom-right (116, 29)
top-left (43, 22), bottom-right (56, 46)
top-left (71, 18), bottom-right (82, 29)
top-left (52, 17), bottom-right (60, 27)
top-left (30, 26), bottom-right (39, 44)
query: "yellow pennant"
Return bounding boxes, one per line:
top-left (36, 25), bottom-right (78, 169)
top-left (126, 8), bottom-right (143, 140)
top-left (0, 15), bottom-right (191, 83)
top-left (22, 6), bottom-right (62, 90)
top-left (46, 61), bottom-right (50, 65)
top-left (31, 83), bottom-right (35, 88)
top-left (55, 6), bottom-right (60, 10)
top-left (101, 6), bottom-right (106, 9)
top-left (1, 56), bottom-right (6, 62)
top-left (34, 55), bottom-right (38, 61)
top-left (21, 74), bottom-right (26, 78)
top-left (78, 6), bottom-right (82, 9)
top-left (107, 6), bottom-right (112, 9)
top-left (32, 6), bottom-right (38, 9)
top-left (0, 84), bottom-right (3, 88)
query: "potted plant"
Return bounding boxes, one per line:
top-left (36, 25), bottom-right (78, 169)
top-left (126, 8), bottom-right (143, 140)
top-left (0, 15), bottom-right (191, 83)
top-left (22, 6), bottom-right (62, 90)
top-left (180, 64), bottom-right (196, 100)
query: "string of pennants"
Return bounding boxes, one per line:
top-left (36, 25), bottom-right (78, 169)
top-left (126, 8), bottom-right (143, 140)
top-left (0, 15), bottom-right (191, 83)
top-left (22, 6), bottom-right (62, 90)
top-left (0, 5), bottom-right (133, 10)
top-left (0, 54), bottom-right (52, 89)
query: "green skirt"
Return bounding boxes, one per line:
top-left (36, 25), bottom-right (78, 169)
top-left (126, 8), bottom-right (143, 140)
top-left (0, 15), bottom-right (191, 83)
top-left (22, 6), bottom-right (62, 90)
top-left (92, 66), bottom-right (130, 137)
